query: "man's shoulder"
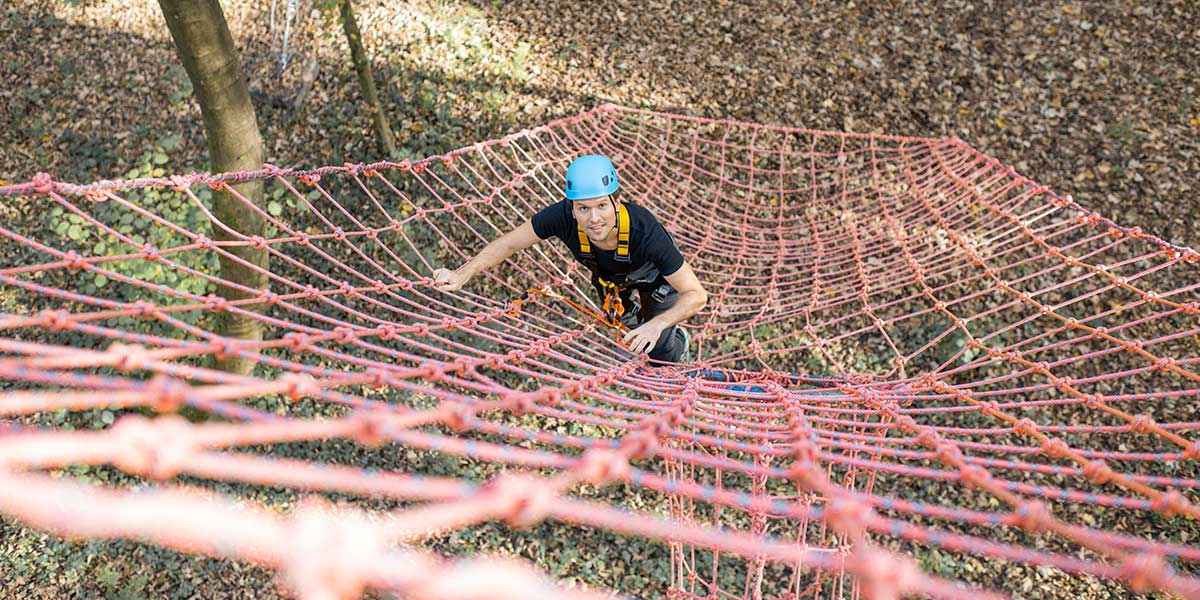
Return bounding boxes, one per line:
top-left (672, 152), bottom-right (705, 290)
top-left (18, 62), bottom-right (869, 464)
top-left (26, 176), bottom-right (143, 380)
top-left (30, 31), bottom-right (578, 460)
top-left (531, 199), bottom-right (573, 240)
top-left (541, 198), bottom-right (570, 215)
top-left (625, 202), bottom-right (663, 228)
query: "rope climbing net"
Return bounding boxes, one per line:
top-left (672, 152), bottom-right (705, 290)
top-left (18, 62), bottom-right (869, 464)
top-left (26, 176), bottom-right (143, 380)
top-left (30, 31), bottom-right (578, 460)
top-left (1, 104), bottom-right (1199, 599)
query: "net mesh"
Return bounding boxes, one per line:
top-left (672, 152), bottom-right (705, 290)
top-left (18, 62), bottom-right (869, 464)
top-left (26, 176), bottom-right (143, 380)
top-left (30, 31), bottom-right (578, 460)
top-left (1, 104), bottom-right (1199, 600)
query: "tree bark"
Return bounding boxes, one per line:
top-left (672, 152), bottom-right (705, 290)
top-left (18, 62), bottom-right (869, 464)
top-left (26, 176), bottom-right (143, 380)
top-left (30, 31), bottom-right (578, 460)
top-left (159, 0), bottom-right (269, 376)
top-left (340, 0), bottom-right (396, 157)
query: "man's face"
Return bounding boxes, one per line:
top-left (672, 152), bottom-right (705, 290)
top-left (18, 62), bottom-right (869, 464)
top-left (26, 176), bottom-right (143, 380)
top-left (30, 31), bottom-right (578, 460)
top-left (572, 195), bottom-right (616, 241)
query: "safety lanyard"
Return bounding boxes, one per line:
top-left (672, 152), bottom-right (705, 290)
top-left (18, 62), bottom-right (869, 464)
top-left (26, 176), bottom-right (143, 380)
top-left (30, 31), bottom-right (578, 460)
top-left (595, 276), bottom-right (623, 322)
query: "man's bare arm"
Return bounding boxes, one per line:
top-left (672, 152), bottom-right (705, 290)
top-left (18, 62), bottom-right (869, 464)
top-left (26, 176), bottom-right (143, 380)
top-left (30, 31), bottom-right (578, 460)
top-left (621, 261), bottom-right (709, 354)
top-left (649, 262), bottom-right (708, 328)
top-left (432, 221), bottom-right (541, 291)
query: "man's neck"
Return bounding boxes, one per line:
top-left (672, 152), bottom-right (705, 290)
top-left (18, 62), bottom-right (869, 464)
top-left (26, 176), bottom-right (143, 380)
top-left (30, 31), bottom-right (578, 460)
top-left (589, 229), bottom-right (619, 250)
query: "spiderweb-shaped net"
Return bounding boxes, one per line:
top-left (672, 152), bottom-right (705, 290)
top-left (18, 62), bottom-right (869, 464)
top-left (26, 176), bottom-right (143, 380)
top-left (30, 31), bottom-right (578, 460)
top-left (2, 104), bottom-right (1199, 600)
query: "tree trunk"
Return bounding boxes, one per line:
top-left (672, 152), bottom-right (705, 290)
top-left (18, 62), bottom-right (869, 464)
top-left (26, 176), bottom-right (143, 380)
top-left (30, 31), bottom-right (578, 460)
top-left (159, 0), bottom-right (269, 376)
top-left (340, 0), bottom-right (396, 157)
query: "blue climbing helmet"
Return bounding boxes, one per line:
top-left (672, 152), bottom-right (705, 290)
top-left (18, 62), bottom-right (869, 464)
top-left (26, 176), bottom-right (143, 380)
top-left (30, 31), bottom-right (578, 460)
top-left (564, 154), bottom-right (619, 201)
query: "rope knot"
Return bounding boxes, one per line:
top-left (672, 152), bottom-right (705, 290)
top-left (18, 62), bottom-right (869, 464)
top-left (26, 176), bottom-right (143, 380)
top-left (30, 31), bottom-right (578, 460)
top-left (298, 173), bottom-right (320, 186)
top-left (1040, 437), bottom-right (1071, 459)
top-left (576, 448), bottom-right (630, 485)
top-left (109, 342), bottom-right (149, 372)
top-left (448, 358), bottom-right (473, 375)
top-left (541, 388), bottom-right (563, 407)
top-left (111, 414), bottom-right (194, 480)
top-left (979, 401), bottom-right (1002, 417)
top-left (249, 235), bottom-right (268, 249)
top-left (440, 402), bottom-right (474, 432)
top-left (824, 494), bottom-right (875, 535)
top-left (194, 234), bottom-right (213, 249)
top-left (284, 332), bottom-right (311, 352)
top-left (851, 548), bottom-right (920, 600)
top-left (486, 474), bottom-right (557, 528)
top-left (1129, 415), bottom-right (1155, 434)
top-left (790, 437), bottom-right (819, 464)
top-left (214, 340), bottom-right (239, 361)
top-left (32, 172), bottom-right (54, 194)
top-left (894, 415), bottom-right (919, 432)
top-left (145, 374), bottom-right (189, 413)
top-left (1012, 500), bottom-right (1052, 533)
top-left (260, 289), bottom-right (280, 306)
top-left (1151, 490), bottom-right (1191, 518)
top-left (282, 498), bottom-right (380, 600)
top-left (785, 461), bottom-right (827, 490)
top-left (914, 426), bottom-right (940, 448)
top-left (935, 442), bottom-right (964, 465)
top-left (133, 300), bottom-right (157, 319)
top-left (140, 243), bottom-right (160, 262)
top-left (420, 363), bottom-right (446, 382)
top-left (1121, 553), bottom-right (1171, 594)
top-left (203, 294), bottom-right (228, 312)
top-left (618, 430), bottom-right (659, 458)
top-left (279, 372), bottom-right (319, 401)
top-left (959, 464), bottom-right (992, 487)
top-left (378, 323), bottom-right (400, 340)
top-left (1052, 376), bottom-right (1074, 391)
top-left (1013, 418), bottom-right (1040, 436)
top-left (349, 410), bottom-right (388, 447)
top-left (62, 250), bottom-right (87, 270)
top-left (508, 391), bottom-right (535, 415)
top-left (295, 232), bottom-right (310, 246)
top-left (1082, 459), bottom-right (1112, 484)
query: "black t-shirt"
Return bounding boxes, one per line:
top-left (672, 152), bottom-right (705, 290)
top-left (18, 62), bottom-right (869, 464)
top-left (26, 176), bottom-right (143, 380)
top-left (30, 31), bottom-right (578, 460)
top-left (531, 200), bottom-right (685, 285)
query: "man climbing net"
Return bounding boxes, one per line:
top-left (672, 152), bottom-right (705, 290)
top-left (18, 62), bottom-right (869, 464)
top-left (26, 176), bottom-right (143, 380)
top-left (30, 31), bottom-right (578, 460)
top-left (432, 154), bottom-right (708, 363)
top-left (0, 105), bottom-right (1198, 600)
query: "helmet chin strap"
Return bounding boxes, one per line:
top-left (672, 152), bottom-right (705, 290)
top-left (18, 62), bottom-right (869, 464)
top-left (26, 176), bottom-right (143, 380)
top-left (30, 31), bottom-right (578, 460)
top-left (607, 195), bottom-right (619, 237)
